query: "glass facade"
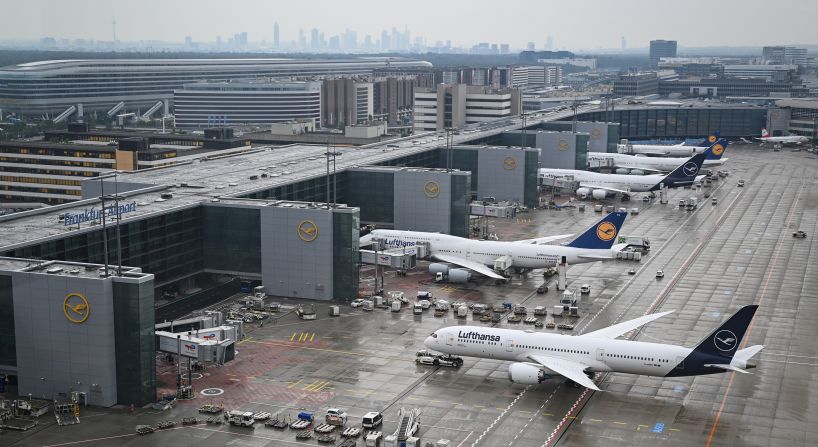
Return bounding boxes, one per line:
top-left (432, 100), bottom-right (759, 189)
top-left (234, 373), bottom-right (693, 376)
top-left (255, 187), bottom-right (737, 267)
top-left (450, 175), bottom-right (471, 238)
top-left (0, 275), bottom-right (15, 368)
top-left (523, 150), bottom-right (539, 208)
top-left (343, 171), bottom-right (394, 224)
top-left (1, 207), bottom-right (203, 288)
top-left (113, 279), bottom-right (156, 406)
top-left (202, 206), bottom-right (261, 274)
top-left (444, 149), bottom-right (479, 191)
top-left (573, 108), bottom-right (767, 139)
top-left (332, 212), bottom-right (360, 300)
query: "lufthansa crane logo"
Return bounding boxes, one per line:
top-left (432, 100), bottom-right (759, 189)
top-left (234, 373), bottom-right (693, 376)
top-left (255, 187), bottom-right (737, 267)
top-left (63, 293), bottom-right (90, 324)
top-left (503, 157), bottom-right (517, 170)
top-left (297, 220), bottom-right (318, 242)
top-left (595, 221), bottom-right (617, 241)
top-left (714, 329), bottom-right (738, 352)
top-left (682, 162), bottom-right (699, 176)
top-left (557, 140), bottom-right (569, 151)
top-left (711, 143), bottom-right (725, 156)
top-left (424, 181), bottom-right (440, 198)
top-left (590, 129), bottom-right (602, 139)
top-left (707, 134), bottom-right (718, 144)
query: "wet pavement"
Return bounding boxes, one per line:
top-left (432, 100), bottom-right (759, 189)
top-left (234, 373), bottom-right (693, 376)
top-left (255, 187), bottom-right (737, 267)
top-left (4, 144), bottom-right (817, 447)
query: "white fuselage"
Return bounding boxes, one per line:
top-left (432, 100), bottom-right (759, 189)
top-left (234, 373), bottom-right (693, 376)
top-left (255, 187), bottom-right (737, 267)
top-left (588, 152), bottom-right (723, 172)
top-left (618, 143), bottom-right (708, 157)
top-left (539, 168), bottom-right (662, 193)
top-left (426, 326), bottom-right (692, 377)
top-left (760, 135), bottom-right (809, 144)
top-left (366, 229), bottom-right (611, 269)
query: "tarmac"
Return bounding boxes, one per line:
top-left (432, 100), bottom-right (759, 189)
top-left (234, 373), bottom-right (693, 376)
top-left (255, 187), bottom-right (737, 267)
top-left (3, 143), bottom-right (817, 447)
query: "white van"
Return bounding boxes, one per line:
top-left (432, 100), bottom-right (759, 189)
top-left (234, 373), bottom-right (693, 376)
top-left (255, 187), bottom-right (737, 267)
top-left (362, 411), bottom-right (383, 428)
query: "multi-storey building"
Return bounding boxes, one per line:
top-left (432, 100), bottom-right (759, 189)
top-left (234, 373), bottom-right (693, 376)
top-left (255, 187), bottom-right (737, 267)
top-left (413, 84), bottom-right (521, 132)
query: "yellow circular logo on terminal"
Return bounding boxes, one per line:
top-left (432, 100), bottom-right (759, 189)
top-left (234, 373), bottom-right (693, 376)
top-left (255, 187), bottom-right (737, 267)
top-left (424, 181), bottom-right (441, 198)
top-left (297, 220), bottom-right (319, 242)
top-left (596, 221), bottom-right (617, 241)
top-left (558, 140), bottom-right (569, 150)
top-left (63, 293), bottom-right (90, 324)
top-left (503, 157), bottom-right (517, 170)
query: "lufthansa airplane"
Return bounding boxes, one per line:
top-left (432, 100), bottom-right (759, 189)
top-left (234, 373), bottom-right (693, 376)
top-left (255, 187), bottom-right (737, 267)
top-left (617, 132), bottom-right (721, 157)
top-left (360, 212), bottom-right (627, 280)
top-left (540, 146), bottom-right (710, 200)
top-left (424, 305), bottom-right (763, 390)
top-left (588, 139), bottom-right (728, 174)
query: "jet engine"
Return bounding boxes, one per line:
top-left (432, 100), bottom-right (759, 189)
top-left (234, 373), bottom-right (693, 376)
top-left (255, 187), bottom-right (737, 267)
top-left (614, 168), bottom-right (629, 175)
top-left (591, 189), bottom-right (608, 200)
top-left (576, 187), bottom-right (591, 199)
top-left (447, 268), bottom-right (472, 283)
top-left (428, 263), bottom-right (449, 275)
top-left (629, 169), bottom-right (645, 176)
top-left (508, 363), bottom-right (547, 384)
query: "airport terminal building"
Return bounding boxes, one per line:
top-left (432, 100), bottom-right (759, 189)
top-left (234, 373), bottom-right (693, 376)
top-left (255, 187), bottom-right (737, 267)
top-left (0, 57), bottom-right (433, 117)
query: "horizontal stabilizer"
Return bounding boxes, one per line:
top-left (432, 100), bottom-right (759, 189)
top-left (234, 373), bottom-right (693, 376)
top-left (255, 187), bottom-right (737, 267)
top-left (703, 364), bottom-right (751, 374)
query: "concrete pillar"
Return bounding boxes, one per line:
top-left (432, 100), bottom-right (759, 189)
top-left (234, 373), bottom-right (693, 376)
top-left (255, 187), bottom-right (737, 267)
top-left (659, 183), bottom-right (668, 204)
top-left (77, 103), bottom-right (84, 118)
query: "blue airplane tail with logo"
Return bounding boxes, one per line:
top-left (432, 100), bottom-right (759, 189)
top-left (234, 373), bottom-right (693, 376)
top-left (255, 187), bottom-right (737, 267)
top-left (565, 211), bottom-right (627, 250)
top-left (657, 149), bottom-right (709, 189)
top-left (691, 305), bottom-right (759, 360)
top-left (697, 131), bottom-right (720, 147)
top-left (704, 138), bottom-right (728, 160)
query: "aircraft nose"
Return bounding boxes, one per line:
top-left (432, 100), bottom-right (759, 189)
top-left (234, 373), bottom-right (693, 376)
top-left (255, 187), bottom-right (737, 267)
top-left (424, 332), bottom-right (439, 348)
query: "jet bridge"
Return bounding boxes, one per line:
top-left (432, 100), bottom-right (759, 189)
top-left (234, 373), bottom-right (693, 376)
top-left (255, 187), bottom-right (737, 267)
top-left (140, 101), bottom-right (164, 120)
top-left (106, 102), bottom-right (125, 117)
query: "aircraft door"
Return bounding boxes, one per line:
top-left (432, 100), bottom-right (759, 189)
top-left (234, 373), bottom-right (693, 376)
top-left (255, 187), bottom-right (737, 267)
top-left (596, 348), bottom-right (605, 362)
top-left (506, 340), bottom-right (514, 352)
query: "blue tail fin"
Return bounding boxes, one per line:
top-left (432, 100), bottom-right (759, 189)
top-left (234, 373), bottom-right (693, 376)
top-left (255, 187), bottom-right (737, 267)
top-left (699, 131), bottom-right (720, 147)
top-left (565, 212), bottom-right (627, 250)
top-left (658, 150), bottom-right (707, 188)
top-left (691, 305), bottom-right (759, 360)
top-left (705, 138), bottom-right (728, 161)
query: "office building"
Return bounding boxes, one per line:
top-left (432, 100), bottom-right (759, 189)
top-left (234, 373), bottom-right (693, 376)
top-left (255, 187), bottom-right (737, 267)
top-left (0, 58), bottom-right (432, 117)
top-left (612, 72), bottom-right (660, 96)
top-left (1, 125), bottom-right (250, 204)
top-left (774, 99), bottom-right (818, 140)
top-left (511, 66), bottom-right (563, 88)
top-left (413, 84), bottom-right (521, 132)
top-left (762, 46), bottom-right (808, 67)
top-left (723, 65), bottom-right (799, 82)
top-left (659, 76), bottom-right (808, 98)
top-left (371, 76), bottom-right (417, 125)
top-left (322, 78), bottom-right (374, 127)
top-left (649, 40), bottom-right (677, 67)
top-left (173, 79), bottom-right (322, 128)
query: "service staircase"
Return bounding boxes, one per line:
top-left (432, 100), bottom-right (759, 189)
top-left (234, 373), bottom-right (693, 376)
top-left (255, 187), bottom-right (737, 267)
top-left (393, 407), bottom-right (421, 441)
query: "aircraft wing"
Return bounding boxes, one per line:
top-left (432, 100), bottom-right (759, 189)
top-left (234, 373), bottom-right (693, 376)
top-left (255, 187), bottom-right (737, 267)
top-left (576, 254), bottom-right (616, 260)
top-left (432, 253), bottom-right (505, 279)
top-left (516, 234), bottom-right (574, 245)
top-left (636, 150), bottom-right (671, 156)
top-left (626, 166), bottom-right (665, 174)
top-left (578, 182), bottom-right (631, 195)
top-left (580, 310), bottom-right (674, 339)
top-left (526, 354), bottom-right (600, 391)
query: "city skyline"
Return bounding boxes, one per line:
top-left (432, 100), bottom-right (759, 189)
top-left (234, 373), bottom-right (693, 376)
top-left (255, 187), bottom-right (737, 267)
top-left (1, 0), bottom-right (817, 52)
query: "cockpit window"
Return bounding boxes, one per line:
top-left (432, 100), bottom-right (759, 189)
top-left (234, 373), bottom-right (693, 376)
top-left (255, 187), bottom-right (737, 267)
top-left (430, 333), bottom-right (438, 338)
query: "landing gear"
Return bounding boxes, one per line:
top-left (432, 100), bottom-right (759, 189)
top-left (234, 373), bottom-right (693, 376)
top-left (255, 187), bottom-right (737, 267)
top-left (621, 194), bottom-right (631, 202)
top-left (585, 372), bottom-right (595, 380)
top-left (495, 278), bottom-right (508, 285)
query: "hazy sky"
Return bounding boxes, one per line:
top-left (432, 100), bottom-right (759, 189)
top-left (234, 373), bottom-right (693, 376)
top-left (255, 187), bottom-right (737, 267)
top-left (1, 0), bottom-right (816, 50)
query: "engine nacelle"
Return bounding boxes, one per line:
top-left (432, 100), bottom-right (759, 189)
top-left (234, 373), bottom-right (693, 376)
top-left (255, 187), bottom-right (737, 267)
top-left (629, 169), bottom-right (645, 176)
top-left (428, 263), bottom-right (450, 275)
top-left (508, 363), bottom-right (546, 385)
top-left (447, 268), bottom-right (471, 283)
top-left (614, 168), bottom-right (629, 175)
top-left (576, 187), bottom-right (591, 199)
top-left (591, 189), bottom-right (608, 200)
